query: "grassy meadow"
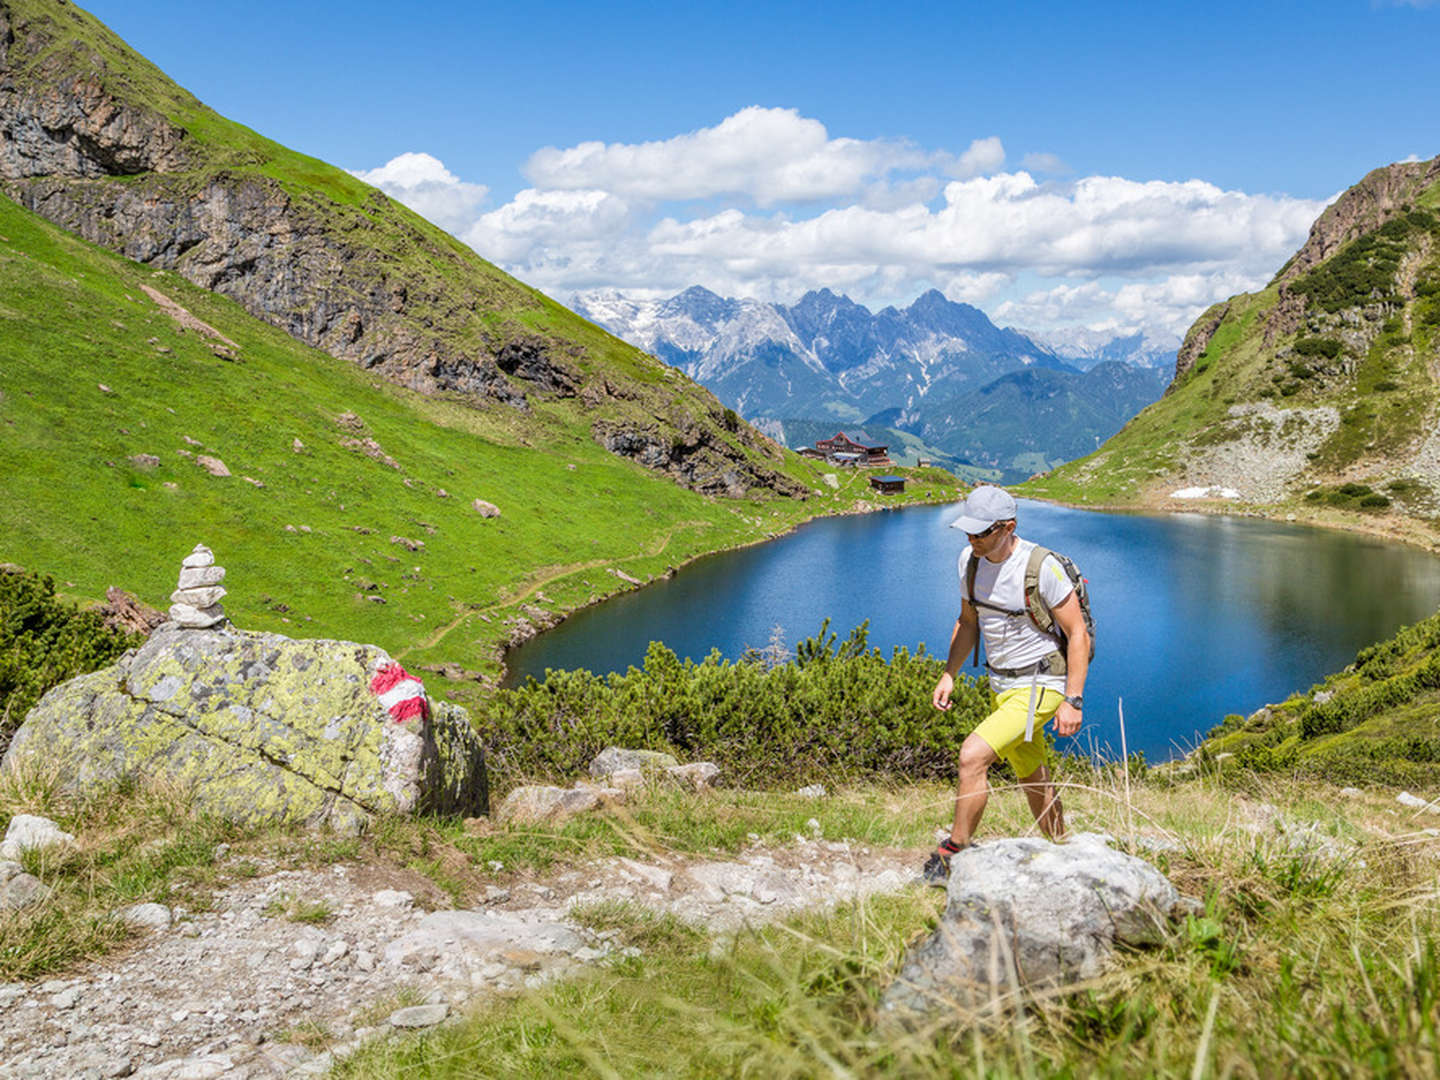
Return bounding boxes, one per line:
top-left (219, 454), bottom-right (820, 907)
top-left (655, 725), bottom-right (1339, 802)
top-left (0, 189), bottom-right (954, 711)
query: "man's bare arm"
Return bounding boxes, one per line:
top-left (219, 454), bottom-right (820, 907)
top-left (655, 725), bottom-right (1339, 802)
top-left (1049, 592), bottom-right (1089, 736)
top-left (932, 603), bottom-right (979, 711)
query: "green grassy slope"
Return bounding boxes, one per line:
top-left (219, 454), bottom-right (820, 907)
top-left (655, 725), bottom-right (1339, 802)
top-left (0, 192), bottom-right (954, 707)
top-left (1203, 606), bottom-right (1440, 786)
top-left (1022, 160), bottom-right (1440, 534)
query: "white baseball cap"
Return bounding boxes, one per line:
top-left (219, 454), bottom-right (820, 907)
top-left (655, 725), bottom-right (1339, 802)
top-left (949, 485), bottom-right (1017, 533)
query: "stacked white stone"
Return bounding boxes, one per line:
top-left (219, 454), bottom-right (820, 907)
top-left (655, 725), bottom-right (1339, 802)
top-left (169, 544), bottom-right (228, 628)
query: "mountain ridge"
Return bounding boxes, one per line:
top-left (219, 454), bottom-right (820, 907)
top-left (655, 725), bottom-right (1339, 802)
top-left (573, 284), bottom-right (1170, 479)
top-left (1025, 153), bottom-right (1440, 538)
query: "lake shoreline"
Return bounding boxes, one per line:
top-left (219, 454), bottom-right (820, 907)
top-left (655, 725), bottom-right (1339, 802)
top-left (498, 483), bottom-right (1440, 689)
top-left (1019, 490), bottom-right (1440, 554)
top-left (494, 491), bottom-right (957, 685)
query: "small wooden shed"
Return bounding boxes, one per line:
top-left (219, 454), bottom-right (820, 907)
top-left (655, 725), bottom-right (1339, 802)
top-left (869, 474), bottom-right (906, 494)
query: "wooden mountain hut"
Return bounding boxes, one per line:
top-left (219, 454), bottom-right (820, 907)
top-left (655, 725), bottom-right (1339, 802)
top-left (814, 431), bottom-right (892, 466)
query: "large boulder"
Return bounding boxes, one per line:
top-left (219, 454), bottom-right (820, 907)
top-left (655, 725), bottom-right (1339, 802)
top-left (881, 834), bottom-right (1193, 1021)
top-left (2, 625), bottom-right (488, 832)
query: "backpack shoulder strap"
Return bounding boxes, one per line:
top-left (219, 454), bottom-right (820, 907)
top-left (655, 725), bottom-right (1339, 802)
top-left (964, 551), bottom-right (981, 668)
top-left (1024, 545), bottom-right (1058, 636)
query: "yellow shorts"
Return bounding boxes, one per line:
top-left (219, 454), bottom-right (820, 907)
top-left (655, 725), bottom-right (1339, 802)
top-left (972, 685), bottom-right (1063, 778)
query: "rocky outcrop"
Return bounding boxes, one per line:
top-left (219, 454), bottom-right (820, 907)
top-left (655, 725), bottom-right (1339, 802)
top-left (1276, 156), bottom-right (1440, 288)
top-left (595, 418), bottom-right (808, 498)
top-left (1167, 300), bottom-right (1229, 392)
top-left (3, 623), bottom-right (489, 831)
top-left (0, 32), bottom-right (194, 178)
top-left (880, 834), bottom-right (1194, 1023)
top-left (1257, 155), bottom-right (1440, 352)
top-left (98, 585), bottom-right (165, 636)
top-left (2, 172), bottom-right (533, 405)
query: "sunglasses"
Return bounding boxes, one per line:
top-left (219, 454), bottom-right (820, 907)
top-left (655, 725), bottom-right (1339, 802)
top-left (967, 520), bottom-right (1009, 539)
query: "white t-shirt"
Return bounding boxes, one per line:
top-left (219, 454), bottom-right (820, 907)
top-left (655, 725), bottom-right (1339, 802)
top-left (957, 537), bottom-right (1075, 694)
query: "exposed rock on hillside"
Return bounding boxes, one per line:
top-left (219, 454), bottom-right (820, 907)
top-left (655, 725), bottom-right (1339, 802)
top-left (595, 417), bottom-right (807, 497)
top-left (1168, 301), bottom-right (1229, 391)
top-left (3, 623), bottom-right (489, 831)
top-left (0, 0), bottom-right (795, 496)
top-left (1277, 157), bottom-right (1440, 287)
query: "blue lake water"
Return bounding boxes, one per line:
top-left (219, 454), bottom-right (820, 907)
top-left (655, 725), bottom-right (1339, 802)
top-left (504, 501), bottom-right (1440, 761)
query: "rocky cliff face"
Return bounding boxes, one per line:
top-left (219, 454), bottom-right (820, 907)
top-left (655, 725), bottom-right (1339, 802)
top-left (0, 3), bottom-right (194, 177)
top-left (1276, 157), bottom-right (1440, 287)
top-left (1167, 301), bottom-right (1229, 391)
top-left (0, 0), bottom-right (798, 497)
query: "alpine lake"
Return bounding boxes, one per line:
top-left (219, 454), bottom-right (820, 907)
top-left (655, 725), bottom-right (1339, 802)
top-left (504, 500), bottom-right (1440, 762)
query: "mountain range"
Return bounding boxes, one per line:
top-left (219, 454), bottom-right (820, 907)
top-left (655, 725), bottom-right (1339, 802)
top-left (573, 286), bottom-right (1172, 479)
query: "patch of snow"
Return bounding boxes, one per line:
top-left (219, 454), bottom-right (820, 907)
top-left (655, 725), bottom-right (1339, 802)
top-left (1170, 486), bottom-right (1242, 500)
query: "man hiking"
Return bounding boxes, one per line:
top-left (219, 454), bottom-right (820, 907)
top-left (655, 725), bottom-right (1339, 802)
top-left (925, 485), bottom-right (1091, 886)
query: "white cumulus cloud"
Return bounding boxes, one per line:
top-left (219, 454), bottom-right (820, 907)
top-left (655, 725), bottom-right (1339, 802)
top-left (524, 106), bottom-right (935, 206)
top-left (462, 188), bottom-right (632, 265)
top-left (351, 109), bottom-right (1335, 341)
top-left (349, 152), bottom-right (489, 233)
top-left (943, 136), bottom-right (1007, 179)
top-left (995, 270), bottom-right (1267, 344)
top-left (643, 172), bottom-right (1325, 280)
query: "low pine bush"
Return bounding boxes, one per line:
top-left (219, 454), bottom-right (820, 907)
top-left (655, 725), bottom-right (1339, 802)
top-left (0, 568), bottom-right (142, 749)
top-left (476, 622), bottom-right (988, 788)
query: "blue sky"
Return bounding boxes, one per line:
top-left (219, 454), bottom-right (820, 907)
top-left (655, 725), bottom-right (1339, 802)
top-left (80, 0), bottom-right (1440, 343)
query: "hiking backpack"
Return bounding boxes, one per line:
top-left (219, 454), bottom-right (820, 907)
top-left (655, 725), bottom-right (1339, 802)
top-left (964, 545), bottom-right (1095, 676)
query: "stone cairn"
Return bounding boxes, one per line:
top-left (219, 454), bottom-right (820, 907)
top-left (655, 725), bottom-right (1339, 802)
top-left (169, 543), bottom-right (228, 629)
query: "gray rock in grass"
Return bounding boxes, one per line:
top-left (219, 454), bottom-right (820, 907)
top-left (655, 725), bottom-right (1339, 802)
top-left (588, 746), bottom-right (678, 778)
top-left (0, 814), bottom-right (76, 860)
top-left (881, 833), bottom-right (1195, 1023)
top-left (388, 1003), bottom-right (449, 1029)
top-left (0, 861), bottom-right (50, 909)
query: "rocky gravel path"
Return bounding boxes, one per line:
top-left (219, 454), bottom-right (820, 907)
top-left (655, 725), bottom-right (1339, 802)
top-left (0, 841), bottom-right (918, 1079)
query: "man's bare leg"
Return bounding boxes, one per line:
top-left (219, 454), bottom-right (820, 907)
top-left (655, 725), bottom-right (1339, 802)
top-left (950, 733), bottom-right (998, 846)
top-left (1018, 764), bottom-right (1066, 839)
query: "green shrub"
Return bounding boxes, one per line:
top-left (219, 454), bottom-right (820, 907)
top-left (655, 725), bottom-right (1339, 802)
top-left (1293, 337), bottom-right (1342, 360)
top-left (1290, 210), bottom-right (1439, 313)
top-left (0, 569), bottom-right (142, 748)
top-left (1300, 648), bottom-right (1440, 738)
top-left (477, 622), bottom-right (986, 788)
top-left (1358, 493), bottom-right (1391, 509)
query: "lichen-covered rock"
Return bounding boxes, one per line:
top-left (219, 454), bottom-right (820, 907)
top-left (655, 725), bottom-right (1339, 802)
top-left (881, 834), bottom-right (1194, 1023)
top-left (588, 747), bottom-right (679, 779)
top-left (2, 625), bottom-right (487, 831)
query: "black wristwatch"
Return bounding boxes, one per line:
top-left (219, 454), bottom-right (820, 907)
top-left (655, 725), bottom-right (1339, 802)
top-left (1063, 695), bottom-right (1083, 709)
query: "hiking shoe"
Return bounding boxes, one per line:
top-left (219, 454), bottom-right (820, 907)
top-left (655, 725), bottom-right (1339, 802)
top-left (921, 838), bottom-right (968, 887)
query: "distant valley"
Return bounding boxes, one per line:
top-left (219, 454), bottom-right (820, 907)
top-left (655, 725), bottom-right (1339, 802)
top-left (574, 286), bottom-right (1173, 481)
